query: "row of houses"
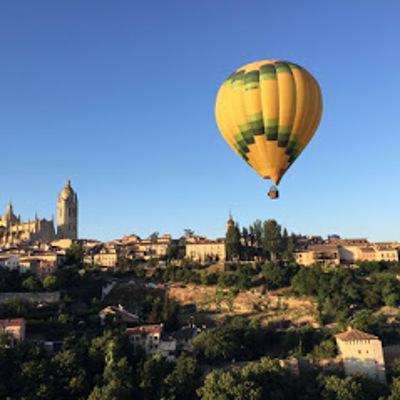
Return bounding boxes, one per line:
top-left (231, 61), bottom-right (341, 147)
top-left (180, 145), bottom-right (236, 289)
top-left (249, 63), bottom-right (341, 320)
top-left (1, 232), bottom-right (399, 273)
top-left (294, 238), bottom-right (399, 267)
top-left (83, 234), bottom-right (226, 268)
top-left (0, 248), bottom-right (66, 277)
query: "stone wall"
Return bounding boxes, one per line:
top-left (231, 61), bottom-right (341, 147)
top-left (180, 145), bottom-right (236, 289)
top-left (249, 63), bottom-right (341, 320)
top-left (0, 292), bottom-right (60, 304)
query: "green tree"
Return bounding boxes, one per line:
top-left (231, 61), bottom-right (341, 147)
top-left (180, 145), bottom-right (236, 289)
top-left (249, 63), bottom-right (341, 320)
top-left (65, 242), bottom-right (84, 267)
top-left (42, 275), bottom-right (59, 291)
top-left (166, 243), bottom-right (181, 260)
top-left (147, 296), bottom-right (163, 323)
top-left (262, 261), bottom-right (293, 289)
top-left (149, 232), bottom-right (159, 242)
top-left (249, 220), bottom-right (263, 248)
top-left (162, 294), bottom-right (179, 330)
top-left (163, 354), bottom-right (198, 400)
top-left (197, 369), bottom-right (261, 400)
top-left (388, 377), bottom-right (400, 400)
top-left (140, 353), bottom-right (171, 399)
top-left (320, 375), bottom-right (362, 400)
top-left (226, 223), bottom-right (241, 261)
top-left (263, 220), bottom-right (281, 261)
top-left (22, 276), bottom-right (43, 292)
top-left (310, 338), bottom-right (337, 360)
top-left (350, 309), bottom-right (386, 335)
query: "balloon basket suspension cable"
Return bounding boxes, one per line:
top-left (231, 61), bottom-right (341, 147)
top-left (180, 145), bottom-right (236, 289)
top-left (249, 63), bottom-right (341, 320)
top-left (268, 186), bottom-right (279, 199)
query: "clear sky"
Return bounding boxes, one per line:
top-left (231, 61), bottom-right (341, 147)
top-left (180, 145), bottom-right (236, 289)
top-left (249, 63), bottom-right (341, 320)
top-left (1, 1), bottom-right (399, 242)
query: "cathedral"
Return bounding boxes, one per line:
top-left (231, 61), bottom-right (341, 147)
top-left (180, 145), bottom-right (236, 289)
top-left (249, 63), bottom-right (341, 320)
top-left (0, 179), bottom-right (78, 245)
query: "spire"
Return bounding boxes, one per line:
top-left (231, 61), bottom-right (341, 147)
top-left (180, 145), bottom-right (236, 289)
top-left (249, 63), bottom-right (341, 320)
top-left (66, 178), bottom-right (71, 188)
top-left (226, 212), bottom-right (235, 232)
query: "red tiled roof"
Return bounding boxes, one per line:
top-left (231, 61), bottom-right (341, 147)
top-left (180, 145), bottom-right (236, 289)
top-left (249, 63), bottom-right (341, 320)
top-left (360, 248), bottom-right (375, 253)
top-left (335, 329), bottom-right (378, 341)
top-left (0, 318), bottom-right (24, 328)
top-left (126, 324), bottom-right (162, 336)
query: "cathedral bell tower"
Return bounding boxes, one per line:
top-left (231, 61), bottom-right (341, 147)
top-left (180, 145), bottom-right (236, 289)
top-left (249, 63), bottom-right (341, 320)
top-left (57, 178), bottom-right (78, 239)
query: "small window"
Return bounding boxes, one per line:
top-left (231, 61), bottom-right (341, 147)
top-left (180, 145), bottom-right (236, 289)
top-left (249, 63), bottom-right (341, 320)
top-left (358, 350), bottom-right (361, 354)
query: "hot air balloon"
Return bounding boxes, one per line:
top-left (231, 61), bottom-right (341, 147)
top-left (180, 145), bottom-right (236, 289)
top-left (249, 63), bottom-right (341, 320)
top-left (215, 60), bottom-right (322, 199)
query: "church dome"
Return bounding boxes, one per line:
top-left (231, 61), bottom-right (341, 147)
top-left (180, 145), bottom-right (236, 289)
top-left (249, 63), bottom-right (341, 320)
top-left (2, 202), bottom-right (18, 225)
top-left (60, 179), bottom-right (76, 201)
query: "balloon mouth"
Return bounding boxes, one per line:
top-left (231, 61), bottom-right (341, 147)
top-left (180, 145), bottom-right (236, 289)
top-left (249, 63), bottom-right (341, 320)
top-left (259, 169), bottom-right (283, 186)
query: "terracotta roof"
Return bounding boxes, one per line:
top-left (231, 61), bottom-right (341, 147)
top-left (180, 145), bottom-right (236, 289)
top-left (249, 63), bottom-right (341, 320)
top-left (188, 239), bottom-right (225, 245)
top-left (360, 248), bottom-right (376, 253)
top-left (0, 318), bottom-right (24, 328)
top-left (126, 324), bottom-right (162, 336)
top-left (376, 247), bottom-right (396, 252)
top-left (335, 329), bottom-right (378, 341)
top-left (309, 244), bottom-right (338, 252)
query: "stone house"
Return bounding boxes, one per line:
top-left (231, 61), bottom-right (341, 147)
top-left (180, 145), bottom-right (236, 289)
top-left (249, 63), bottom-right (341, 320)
top-left (0, 318), bottom-right (26, 346)
top-left (126, 324), bottom-right (176, 361)
top-left (335, 328), bottom-right (386, 383)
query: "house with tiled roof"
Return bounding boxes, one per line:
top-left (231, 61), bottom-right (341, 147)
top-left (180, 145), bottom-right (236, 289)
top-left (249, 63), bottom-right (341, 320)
top-left (126, 324), bottom-right (176, 361)
top-left (335, 327), bottom-right (386, 383)
top-left (0, 318), bottom-right (26, 346)
top-left (185, 238), bottom-right (226, 262)
top-left (99, 305), bottom-right (140, 325)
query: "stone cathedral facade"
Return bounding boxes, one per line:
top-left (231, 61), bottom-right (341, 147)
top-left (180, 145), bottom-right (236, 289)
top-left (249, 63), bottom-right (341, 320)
top-left (0, 179), bottom-right (78, 245)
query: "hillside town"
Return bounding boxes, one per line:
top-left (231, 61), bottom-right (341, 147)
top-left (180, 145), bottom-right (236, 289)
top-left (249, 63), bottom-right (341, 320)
top-left (1, 185), bottom-right (400, 399)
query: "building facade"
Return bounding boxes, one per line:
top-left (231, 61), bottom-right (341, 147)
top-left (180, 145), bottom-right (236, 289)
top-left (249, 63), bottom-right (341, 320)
top-left (186, 238), bottom-right (226, 262)
top-left (126, 324), bottom-right (176, 361)
top-left (0, 318), bottom-right (26, 346)
top-left (335, 328), bottom-right (386, 383)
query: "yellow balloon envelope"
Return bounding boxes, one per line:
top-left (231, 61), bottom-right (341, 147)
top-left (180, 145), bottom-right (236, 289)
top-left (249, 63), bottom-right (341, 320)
top-left (215, 60), bottom-right (322, 186)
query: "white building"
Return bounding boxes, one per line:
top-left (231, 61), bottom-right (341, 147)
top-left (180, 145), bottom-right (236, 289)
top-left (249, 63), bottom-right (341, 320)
top-left (335, 328), bottom-right (386, 383)
top-left (126, 324), bottom-right (176, 361)
top-left (0, 255), bottom-right (21, 270)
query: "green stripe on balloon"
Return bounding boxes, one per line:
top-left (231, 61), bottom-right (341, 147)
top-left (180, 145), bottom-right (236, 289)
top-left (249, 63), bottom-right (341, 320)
top-left (275, 61), bottom-right (291, 74)
top-left (238, 123), bottom-right (255, 145)
top-left (264, 118), bottom-right (278, 140)
top-left (231, 71), bottom-right (245, 88)
top-left (247, 112), bottom-right (264, 136)
top-left (260, 64), bottom-right (277, 81)
top-left (277, 125), bottom-right (292, 147)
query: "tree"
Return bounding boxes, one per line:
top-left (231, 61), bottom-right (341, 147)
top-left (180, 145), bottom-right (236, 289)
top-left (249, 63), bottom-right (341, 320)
top-left (198, 357), bottom-right (294, 400)
top-left (163, 354), bottom-right (198, 400)
top-left (149, 232), bottom-right (159, 242)
top-left (42, 275), bottom-right (59, 291)
top-left (166, 243), bottom-right (180, 260)
top-left (262, 262), bottom-right (290, 289)
top-left (320, 375), bottom-right (362, 400)
top-left (350, 309), bottom-right (386, 335)
top-left (65, 242), bottom-right (84, 267)
top-left (22, 276), bottom-right (43, 292)
top-left (198, 369), bottom-right (261, 400)
top-left (0, 297), bottom-right (28, 317)
top-left (282, 236), bottom-right (295, 262)
top-left (388, 377), bottom-right (400, 400)
top-left (310, 338), bottom-right (337, 360)
top-left (263, 220), bottom-right (281, 261)
top-left (226, 223), bottom-right (241, 261)
top-left (249, 220), bottom-right (263, 248)
top-left (147, 296), bottom-right (163, 323)
top-left (162, 294), bottom-right (179, 330)
top-left (241, 227), bottom-right (251, 260)
top-left (140, 353), bottom-right (171, 399)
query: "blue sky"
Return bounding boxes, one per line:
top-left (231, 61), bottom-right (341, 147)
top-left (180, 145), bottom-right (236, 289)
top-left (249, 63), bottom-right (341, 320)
top-left (1, 1), bottom-right (399, 242)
